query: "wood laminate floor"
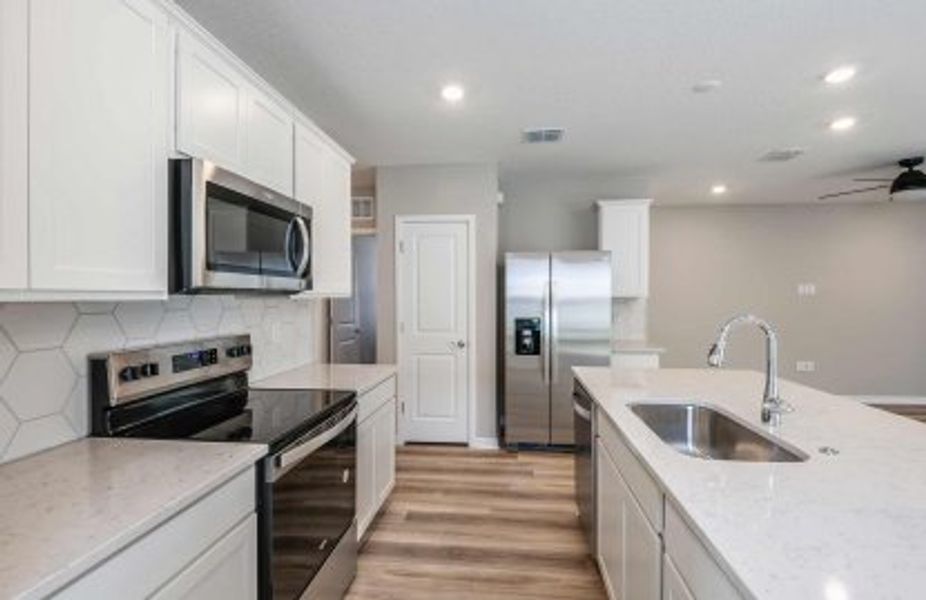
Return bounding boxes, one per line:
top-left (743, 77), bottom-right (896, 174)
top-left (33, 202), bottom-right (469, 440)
top-left (346, 445), bottom-right (606, 600)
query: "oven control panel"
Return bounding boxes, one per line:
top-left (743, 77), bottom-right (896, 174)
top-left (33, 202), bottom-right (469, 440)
top-left (90, 334), bottom-right (253, 407)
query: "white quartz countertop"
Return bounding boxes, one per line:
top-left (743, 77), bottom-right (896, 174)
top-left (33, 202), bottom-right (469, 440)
top-left (253, 362), bottom-right (396, 394)
top-left (0, 438), bottom-right (265, 600)
top-left (611, 339), bottom-right (666, 354)
top-left (573, 366), bottom-right (926, 600)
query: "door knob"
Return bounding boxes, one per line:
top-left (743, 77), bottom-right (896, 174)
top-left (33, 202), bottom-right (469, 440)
top-left (455, 340), bottom-right (466, 349)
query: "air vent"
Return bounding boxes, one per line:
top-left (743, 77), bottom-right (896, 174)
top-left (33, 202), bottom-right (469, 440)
top-left (352, 196), bottom-right (374, 219)
top-left (521, 128), bottom-right (565, 144)
top-left (760, 148), bottom-right (806, 162)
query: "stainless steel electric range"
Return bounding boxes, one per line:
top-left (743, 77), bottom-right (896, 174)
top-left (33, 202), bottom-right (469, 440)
top-left (89, 334), bottom-right (357, 600)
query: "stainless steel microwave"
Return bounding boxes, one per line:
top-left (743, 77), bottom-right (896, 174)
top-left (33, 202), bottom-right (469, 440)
top-left (170, 158), bottom-right (312, 294)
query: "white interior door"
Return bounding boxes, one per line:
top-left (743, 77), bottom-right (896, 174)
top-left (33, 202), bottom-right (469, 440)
top-left (397, 217), bottom-right (471, 443)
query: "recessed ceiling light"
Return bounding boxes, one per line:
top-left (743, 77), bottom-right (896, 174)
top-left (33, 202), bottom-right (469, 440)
top-left (711, 184), bottom-right (728, 195)
top-left (829, 116), bottom-right (857, 132)
top-left (823, 65), bottom-right (856, 85)
top-left (440, 83), bottom-right (465, 104)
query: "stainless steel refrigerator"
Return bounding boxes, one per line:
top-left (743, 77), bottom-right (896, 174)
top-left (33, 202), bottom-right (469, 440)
top-left (503, 252), bottom-right (612, 446)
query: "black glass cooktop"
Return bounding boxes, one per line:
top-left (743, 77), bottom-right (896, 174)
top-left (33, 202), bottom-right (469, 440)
top-left (107, 372), bottom-right (355, 452)
top-left (193, 387), bottom-right (355, 449)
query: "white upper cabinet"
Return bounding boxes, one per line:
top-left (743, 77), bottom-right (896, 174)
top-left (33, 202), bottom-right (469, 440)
top-left (176, 30), bottom-right (294, 196)
top-left (294, 121), bottom-right (352, 297)
top-left (29, 0), bottom-right (169, 292)
top-left (597, 199), bottom-right (651, 298)
top-left (0, 0), bottom-right (28, 289)
top-left (244, 87), bottom-right (293, 196)
top-left (176, 31), bottom-right (247, 173)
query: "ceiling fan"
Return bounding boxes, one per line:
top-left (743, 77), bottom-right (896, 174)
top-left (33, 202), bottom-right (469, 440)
top-left (818, 156), bottom-right (926, 201)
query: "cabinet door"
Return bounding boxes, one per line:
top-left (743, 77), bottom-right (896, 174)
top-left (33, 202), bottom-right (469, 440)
top-left (294, 122), bottom-right (352, 297)
top-left (0, 0), bottom-right (27, 289)
top-left (176, 31), bottom-right (246, 171)
top-left (374, 398), bottom-right (397, 505)
top-left (29, 0), bottom-right (168, 292)
top-left (597, 439), bottom-right (661, 600)
top-left (152, 514), bottom-right (257, 600)
top-left (244, 87), bottom-right (293, 195)
top-left (597, 200), bottom-right (650, 298)
top-left (663, 553), bottom-right (695, 600)
top-left (356, 413), bottom-right (376, 538)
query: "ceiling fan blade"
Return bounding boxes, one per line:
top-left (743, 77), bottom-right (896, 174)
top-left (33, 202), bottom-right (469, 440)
top-left (852, 178), bottom-right (894, 183)
top-left (818, 184), bottom-right (890, 200)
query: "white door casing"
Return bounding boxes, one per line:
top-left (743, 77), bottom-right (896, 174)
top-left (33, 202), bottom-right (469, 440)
top-left (396, 216), bottom-right (475, 444)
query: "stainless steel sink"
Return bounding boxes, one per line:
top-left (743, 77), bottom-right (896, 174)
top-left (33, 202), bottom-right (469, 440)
top-left (629, 403), bottom-right (807, 462)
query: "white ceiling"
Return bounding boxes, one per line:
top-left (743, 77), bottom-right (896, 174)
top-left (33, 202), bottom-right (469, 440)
top-left (176, 0), bottom-right (926, 204)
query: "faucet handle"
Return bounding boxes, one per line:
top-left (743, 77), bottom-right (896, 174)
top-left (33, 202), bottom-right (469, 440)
top-left (764, 398), bottom-right (794, 414)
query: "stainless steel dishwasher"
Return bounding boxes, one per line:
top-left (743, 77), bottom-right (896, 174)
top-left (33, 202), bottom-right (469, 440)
top-left (573, 379), bottom-right (595, 554)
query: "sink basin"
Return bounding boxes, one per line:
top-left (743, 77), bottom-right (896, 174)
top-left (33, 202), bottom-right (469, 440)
top-left (629, 403), bottom-right (806, 462)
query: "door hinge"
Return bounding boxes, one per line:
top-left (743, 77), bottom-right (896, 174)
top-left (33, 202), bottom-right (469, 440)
top-left (399, 322), bottom-right (405, 334)
top-left (401, 401), bottom-right (405, 415)
top-left (398, 240), bottom-right (405, 253)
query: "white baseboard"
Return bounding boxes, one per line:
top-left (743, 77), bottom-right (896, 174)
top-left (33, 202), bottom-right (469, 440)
top-left (469, 436), bottom-right (500, 450)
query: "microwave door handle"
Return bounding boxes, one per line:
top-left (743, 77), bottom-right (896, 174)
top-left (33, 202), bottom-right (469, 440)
top-left (285, 218), bottom-right (298, 271)
top-left (294, 216), bottom-right (311, 278)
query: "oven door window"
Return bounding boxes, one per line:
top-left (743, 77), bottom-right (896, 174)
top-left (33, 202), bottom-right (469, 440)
top-left (205, 181), bottom-right (303, 278)
top-left (271, 422), bottom-right (356, 599)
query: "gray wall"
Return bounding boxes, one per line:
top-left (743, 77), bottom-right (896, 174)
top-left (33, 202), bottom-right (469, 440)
top-left (497, 174), bottom-right (926, 396)
top-left (499, 173), bottom-right (648, 252)
top-left (375, 164), bottom-right (499, 439)
top-left (649, 203), bottom-right (926, 395)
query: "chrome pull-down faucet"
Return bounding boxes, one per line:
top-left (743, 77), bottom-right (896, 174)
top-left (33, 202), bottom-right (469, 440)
top-left (707, 314), bottom-right (793, 426)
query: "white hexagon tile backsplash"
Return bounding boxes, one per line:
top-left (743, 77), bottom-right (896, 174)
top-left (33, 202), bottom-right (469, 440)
top-left (0, 296), bottom-right (326, 463)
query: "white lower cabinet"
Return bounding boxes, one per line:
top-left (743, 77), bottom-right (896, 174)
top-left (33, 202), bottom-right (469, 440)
top-left (356, 377), bottom-right (398, 539)
top-left (55, 467), bottom-right (257, 599)
top-left (663, 553), bottom-right (695, 600)
top-left (596, 438), bottom-right (661, 600)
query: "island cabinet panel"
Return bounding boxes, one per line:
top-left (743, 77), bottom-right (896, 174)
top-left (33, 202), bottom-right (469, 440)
top-left (356, 376), bottom-right (398, 539)
top-left (598, 412), bottom-right (663, 530)
top-left (664, 500), bottom-right (743, 600)
top-left (663, 553), bottom-right (696, 600)
top-left (29, 0), bottom-right (169, 292)
top-left (596, 438), bottom-right (661, 600)
top-left (56, 467), bottom-right (256, 599)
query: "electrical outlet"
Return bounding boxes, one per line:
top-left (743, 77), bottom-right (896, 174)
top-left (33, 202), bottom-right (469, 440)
top-left (796, 361), bottom-right (816, 373)
top-left (797, 283), bottom-right (817, 297)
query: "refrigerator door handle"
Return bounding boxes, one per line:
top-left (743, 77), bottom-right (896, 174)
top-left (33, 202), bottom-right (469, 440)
top-left (549, 280), bottom-right (558, 384)
top-left (542, 280), bottom-right (551, 385)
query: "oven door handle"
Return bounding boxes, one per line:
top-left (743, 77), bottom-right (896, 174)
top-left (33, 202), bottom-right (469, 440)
top-left (270, 407), bottom-right (357, 482)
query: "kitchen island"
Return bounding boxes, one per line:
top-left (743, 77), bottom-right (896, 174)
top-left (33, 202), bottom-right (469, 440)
top-left (574, 366), bottom-right (926, 600)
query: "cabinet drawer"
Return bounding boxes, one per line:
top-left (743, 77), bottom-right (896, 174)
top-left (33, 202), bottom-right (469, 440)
top-left (664, 500), bottom-right (742, 600)
top-left (597, 413), bottom-right (663, 531)
top-left (56, 467), bottom-right (255, 598)
top-left (358, 375), bottom-right (396, 423)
